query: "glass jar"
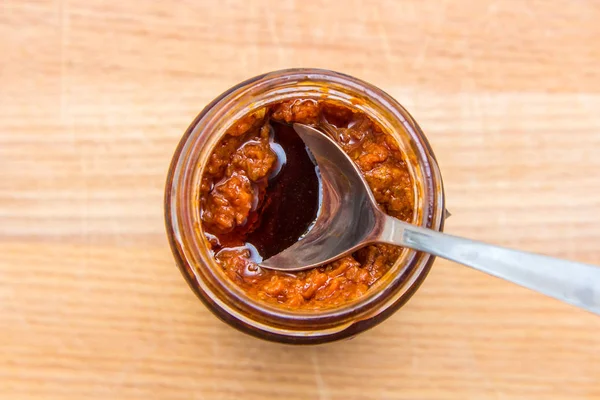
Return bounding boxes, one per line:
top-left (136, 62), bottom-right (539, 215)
top-left (164, 68), bottom-right (445, 344)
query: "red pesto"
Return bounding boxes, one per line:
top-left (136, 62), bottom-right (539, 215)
top-left (200, 99), bottom-right (415, 310)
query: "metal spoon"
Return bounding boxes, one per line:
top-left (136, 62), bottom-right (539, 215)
top-left (260, 123), bottom-right (600, 316)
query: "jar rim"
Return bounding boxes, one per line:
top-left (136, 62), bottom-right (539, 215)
top-left (165, 68), bottom-right (445, 338)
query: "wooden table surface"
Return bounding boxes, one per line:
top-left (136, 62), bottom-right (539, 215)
top-left (2, 1), bottom-right (600, 398)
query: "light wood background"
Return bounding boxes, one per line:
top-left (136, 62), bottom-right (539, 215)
top-left (2, 1), bottom-right (600, 399)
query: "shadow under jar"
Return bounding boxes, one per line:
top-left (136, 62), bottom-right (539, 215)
top-left (165, 69), bottom-right (445, 344)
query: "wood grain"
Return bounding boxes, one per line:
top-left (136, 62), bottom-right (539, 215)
top-left (1, 0), bottom-right (600, 398)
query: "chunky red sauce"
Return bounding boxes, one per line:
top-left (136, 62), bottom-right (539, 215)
top-left (201, 100), bottom-right (414, 310)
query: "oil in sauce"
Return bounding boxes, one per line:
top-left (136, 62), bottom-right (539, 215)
top-left (211, 121), bottom-right (320, 262)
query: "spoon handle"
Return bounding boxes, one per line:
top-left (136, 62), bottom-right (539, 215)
top-left (380, 216), bottom-right (600, 315)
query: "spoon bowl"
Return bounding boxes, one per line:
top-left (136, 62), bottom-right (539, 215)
top-left (261, 123), bottom-right (384, 271)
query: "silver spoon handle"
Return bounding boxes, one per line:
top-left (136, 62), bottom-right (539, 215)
top-left (380, 216), bottom-right (600, 315)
